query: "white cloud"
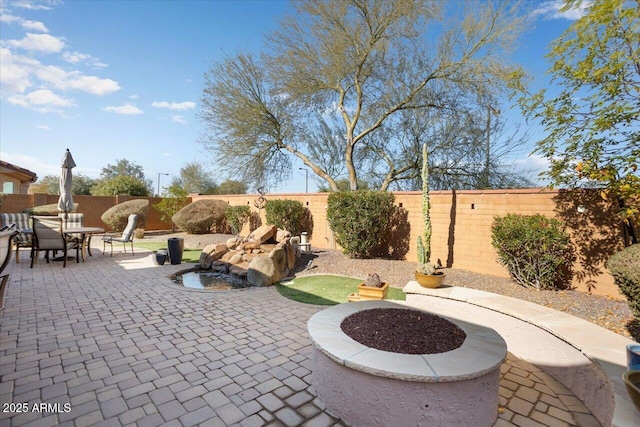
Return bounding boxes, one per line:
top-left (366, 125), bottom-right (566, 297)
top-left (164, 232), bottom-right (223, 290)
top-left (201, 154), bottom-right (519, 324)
top-left (36, 65), bottom-right (120, 95)
top-left (0, 47), bottom-right (39, 93)
top-left (66, 75), bottom-right (120, 95)
top-left (0, 13), bottom-right (48, 31)
top-left (36, 124), bottom-right (50, 130)
top-left (532, 1), bottom-right (591, 21)
top-left (9, 89), bottom-right (69, 107)
top-left (8, 89), bottom-right (74, 109)
top-left (0, 152), bottom-right (60, 178)
top-left (12, 1), bottom-right (57, 11)
top-left (62, 51), bottom-right (89, 63)
top-left (129, 94), bottom-right (139, 99)
top-left (0, 14), bottom-right (20, 24)
top-left (151, 101), bottom-right (195, 110)
top-left (62, 51), bottom-right (107, 68)
top-left (170, 115), bottom-right (187, 124)
top-left (7, 32), bottom-right (65, 52)
top-left (103, 103), bottom-right (144, 115)
top-left (21, 19), bottom-right (48, 32)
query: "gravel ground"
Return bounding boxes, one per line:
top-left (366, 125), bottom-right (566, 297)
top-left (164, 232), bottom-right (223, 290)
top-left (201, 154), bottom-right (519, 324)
top-left (142, 231), bottom-right (639, 341)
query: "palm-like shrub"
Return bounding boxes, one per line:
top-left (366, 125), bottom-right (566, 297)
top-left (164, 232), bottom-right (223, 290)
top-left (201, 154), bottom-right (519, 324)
top-left (492, 213), bottom-right (574, 290)
top-left (172, 199), bottom-right (229, 234)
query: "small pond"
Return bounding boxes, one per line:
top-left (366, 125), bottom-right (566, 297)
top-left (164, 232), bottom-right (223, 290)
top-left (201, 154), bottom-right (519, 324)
top-left (172, 270), bottom-right (253, 290)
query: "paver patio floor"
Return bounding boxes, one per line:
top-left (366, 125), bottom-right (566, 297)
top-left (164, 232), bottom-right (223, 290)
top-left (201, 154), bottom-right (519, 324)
top-left (0, 248), bottom-right (600, 426)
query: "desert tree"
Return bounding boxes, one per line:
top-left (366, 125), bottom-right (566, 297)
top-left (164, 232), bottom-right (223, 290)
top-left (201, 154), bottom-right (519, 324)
top-left (30, 173), bottom-right (96, 195)
top-left (97, 159), bottom-right (153, 194)
top-left (516, 0), bottom-right (639, 237)
top-left (200, 0), bottom-right (528, 191)
top-left (170, 162), bottom-right (218, 195)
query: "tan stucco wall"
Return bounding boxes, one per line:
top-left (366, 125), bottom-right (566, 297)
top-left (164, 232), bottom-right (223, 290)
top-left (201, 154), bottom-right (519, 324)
top-left (1, 189), bottom-right (627, 299)
top-left (193, 189), bottom-right (627, 299)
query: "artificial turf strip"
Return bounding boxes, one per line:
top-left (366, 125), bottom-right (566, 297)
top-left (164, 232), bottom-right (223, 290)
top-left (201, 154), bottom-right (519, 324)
top-left (275, 275), bottom-right (406, 305)
top-left (133, 241), bottom-right (202, 263)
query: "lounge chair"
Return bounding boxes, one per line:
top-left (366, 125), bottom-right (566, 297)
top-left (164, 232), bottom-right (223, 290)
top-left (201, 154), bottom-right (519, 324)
top-left (102, 214), bottom-right (137, 257)
top-left (0, 213), bottom-right (32, 263)
top-left (30, 216), bottom-right (80, 268)
top-left (0, 229), bottom-right (18, 309)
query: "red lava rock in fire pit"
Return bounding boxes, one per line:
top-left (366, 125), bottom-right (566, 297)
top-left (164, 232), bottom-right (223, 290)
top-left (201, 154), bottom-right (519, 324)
top-left (341, 308), bottom-right (466, 354)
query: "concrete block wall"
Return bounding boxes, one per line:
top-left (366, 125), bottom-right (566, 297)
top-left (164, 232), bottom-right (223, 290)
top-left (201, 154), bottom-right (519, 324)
top-left (0, 194), bottom-right (176, 231)
top-left (1, 189), bottom-right (626, 298)
top-left (195, 189), bottom-right (626, 299)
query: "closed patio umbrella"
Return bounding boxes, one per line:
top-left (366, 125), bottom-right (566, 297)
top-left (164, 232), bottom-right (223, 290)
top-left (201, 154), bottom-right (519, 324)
top-left (57, 148), bottom-right (76, 225)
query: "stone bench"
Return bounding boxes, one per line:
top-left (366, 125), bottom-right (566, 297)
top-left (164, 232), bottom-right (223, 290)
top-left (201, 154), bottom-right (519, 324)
top-left (403, 282), bottom-right (639, 427)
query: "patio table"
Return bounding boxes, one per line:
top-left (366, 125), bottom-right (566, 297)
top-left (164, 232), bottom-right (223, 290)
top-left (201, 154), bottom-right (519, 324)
top-left (64, 226), bottom-right (104, 261)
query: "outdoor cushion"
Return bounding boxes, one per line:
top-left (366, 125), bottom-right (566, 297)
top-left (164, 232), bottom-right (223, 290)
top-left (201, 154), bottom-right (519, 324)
top-left (0, 213), bottom-right (32, 263)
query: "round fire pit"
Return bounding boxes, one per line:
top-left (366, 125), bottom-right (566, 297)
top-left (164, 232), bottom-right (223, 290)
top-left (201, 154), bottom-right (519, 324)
top-left (307, 300), bottom-right (507, 427)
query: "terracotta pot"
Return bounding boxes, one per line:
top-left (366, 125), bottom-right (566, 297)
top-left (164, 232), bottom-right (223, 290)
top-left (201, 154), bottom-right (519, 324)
top-left (356, 282), bottom-right (389, 300)
top-left (414, 271), bottom-right (445, 288)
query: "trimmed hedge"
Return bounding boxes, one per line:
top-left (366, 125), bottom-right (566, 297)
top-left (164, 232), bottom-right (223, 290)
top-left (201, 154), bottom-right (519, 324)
top-left (172, 199), bottom-right (229, 234)
top-left (265, 199), bottom-right (307, 237)
top-left (327, 190), bottom-right (395, 258)
top-left (607, 244), bottom-right (640, 320)
top-left (101, 199), bottom-right (149, 232)
top-left (25, 203), bottom-right (78, 216)
top-left (225, 205), bottom-right (251, 236)
top-left (491, 213), bottom-right (574, 290)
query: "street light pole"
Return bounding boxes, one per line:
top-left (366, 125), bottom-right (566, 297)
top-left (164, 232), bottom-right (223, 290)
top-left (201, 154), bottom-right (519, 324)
top-left (299, 168), bottom-right (308, 193)
top-left (157, 173), bottom-right (169, 197)
top-left (484, 105), bottom-right (500, 189)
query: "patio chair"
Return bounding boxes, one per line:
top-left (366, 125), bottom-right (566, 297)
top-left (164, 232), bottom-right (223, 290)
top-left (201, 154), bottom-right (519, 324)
top-left (30, 216), bottom-right (80, 268)
top-left (58, 212), bottom-right (84, 244)
top-left (0, 229), bottom-right (18, 309)
top-left (58, 212), bottom-right (84, 229)
top-left (102, 214), bottom-right (137, 257)
top-left (0, 213), bottom-right (32, 263)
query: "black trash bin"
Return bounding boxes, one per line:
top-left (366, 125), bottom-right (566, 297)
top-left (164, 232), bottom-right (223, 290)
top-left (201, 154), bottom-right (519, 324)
top-left (167, 238), bottom-right (184, 265)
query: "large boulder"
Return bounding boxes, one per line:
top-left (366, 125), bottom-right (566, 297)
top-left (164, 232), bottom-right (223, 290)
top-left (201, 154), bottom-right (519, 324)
top-left (246, 225), bottom-right (277, 244)
top-left (247, 256), bottom-right (277, 286)
top-left (226, 237), bottom-right (241, 250)
top-left (199, 243), bottom-right (230, 269)
top-left (275, 229), bottom-right (292, 243)
top-left (269, 247), bottom-right (287, 281)
top-left (228, 253), bottom-right (244, 265)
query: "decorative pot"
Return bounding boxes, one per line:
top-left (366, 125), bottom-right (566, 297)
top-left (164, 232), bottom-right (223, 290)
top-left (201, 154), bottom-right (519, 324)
top-left (152, 252), bottom-right (167, 266)
top-left (356, 282), bottom-right (389, 300)
top-left (414, 271), bottom-right (445, 288)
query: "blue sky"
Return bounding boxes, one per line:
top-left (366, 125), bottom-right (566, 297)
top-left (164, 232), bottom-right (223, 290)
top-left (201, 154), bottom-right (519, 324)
top-left (0, 0), bottom-right (586, 194)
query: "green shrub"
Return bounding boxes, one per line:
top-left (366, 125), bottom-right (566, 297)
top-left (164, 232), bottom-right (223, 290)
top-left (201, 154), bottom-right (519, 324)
top-left (225, 205), bottom-right (251, 235)
top-left (607, 244), bottom-right (640, 319)
top-left (491, 213), bottom-right (574, 290)
top-left (265, 199), bottom-right (307, 237)
top-left (92, 175), bottom-right (150, 196)
top-left (101, 199), bottom-right (149, 232)
top-left (172, 199), bottom-right (229, 234)
top-left (154, 184), bottom-right (190, 231)
top-left (327, 190), bottom-right (395, 258)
